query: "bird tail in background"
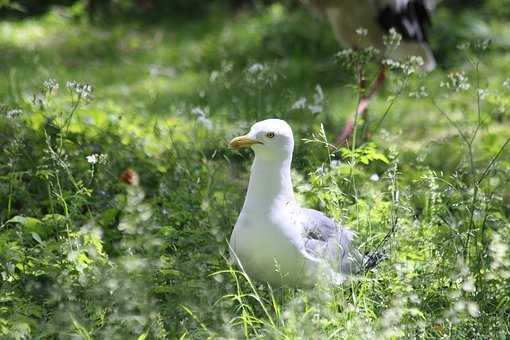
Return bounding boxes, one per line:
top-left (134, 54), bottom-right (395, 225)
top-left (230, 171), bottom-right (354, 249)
top-left (420, 42), bottom-right (437, 71)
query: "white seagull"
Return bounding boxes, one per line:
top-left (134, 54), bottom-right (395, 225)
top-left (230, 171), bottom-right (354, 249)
top-left (229, 119), bottom-right (377, 288)
top-left (302, 0), bottom-right (440, 143)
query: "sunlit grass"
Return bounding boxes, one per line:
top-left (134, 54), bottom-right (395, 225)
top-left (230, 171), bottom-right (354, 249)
top-left (0, 2), bottom-right (509, 338)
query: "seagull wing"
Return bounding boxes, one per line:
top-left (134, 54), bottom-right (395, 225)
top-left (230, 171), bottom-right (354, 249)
top-left (299, 208), bottom-right (362, 273)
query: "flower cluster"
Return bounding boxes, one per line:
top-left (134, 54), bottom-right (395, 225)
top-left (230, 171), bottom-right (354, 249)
top-left (336, 46), bottom-right (380, 70)
top-left (43, 78), bottom-right (59, 94)
top-left (66, 81), bottom-right (94, 100)
top-left (383, 56), bottom-right (423, 76)
top-left (409, 86), bottom-right (429, 99)
top-left (503, 78), bottom-right (510, 90)
top-left (191, 106), bottom-right (213, 129)
top-left (86, 153), bottom-right (108, 165)
top-left (244, 63), bottom-right (278, 87)
top-left (291, 85), bottom-right (324, 115)
top-left (6, 109), bottom-right (23, 119)
top-left (383, 28), bottom-right (402, 52)
top-left (440, 72), bottom-right (471, 92)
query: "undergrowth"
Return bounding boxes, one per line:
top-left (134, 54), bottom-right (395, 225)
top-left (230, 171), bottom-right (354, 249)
top-left (1, 3), bottom-right (510, 339)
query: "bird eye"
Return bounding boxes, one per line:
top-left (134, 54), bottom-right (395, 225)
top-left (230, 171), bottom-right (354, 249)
top-left (266, 132), bottom-right (275, 138)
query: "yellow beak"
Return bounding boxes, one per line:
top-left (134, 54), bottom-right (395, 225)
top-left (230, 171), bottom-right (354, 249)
top-left (229, 135), bottom-right (263, 150)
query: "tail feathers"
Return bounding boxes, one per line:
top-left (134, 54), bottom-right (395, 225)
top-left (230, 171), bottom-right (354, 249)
top-left (363, 250), bottom-right (387, 270)
top-left (421, 42), bottom-right (437, 71)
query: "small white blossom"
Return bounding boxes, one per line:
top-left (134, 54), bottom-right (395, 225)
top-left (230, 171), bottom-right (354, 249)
top-left (314, 84), bottom-right (324, 103)
top-left (6, 109), bottom-right (23, 119)
top-left (356, 27), bottom-right (368, 36)
top-left (148, 64), bottom-right (176, 77)
top-left (86, 153), bottom-right (107, 165)
top-left (462, 278), bottom-right (476, 292)
top-left (247, 63), bottom-right (265, 74)
top-left (457, 42), bottom-right (471, 50)
top-left (440, 72), bottom-right (471, 92)
top-left (191, 107), bottom-right (213, 129)
top-left (370, 173), bottom-right (380, 181)
top-left (309, 84), bottom-right (324, 114)
top-left (477, 88), bottom-right (488, 100)
top-left (43, 78), bottom-right (59, 94)
top-left (83, 116), bottom-right (94, 125)
top-left (209, 70), bottom-right (220, 82)
top-left (502, 78), bottom-right (510, 90)
top-left (197, 116), bottom-right (213, 129)
top-left (291, 85), bottom-right (324, 114)
top-left (467, 302), bottom-right (480, 317)
top-left (383, 28), bottom-right (402, 51)
top-left (291, 97), bottom-right (307, 110)
top-left (66, 81), bottom-right (93, 100)
top-left (86, 154), bottom-right (98, 164)
top-left (409, 86), bottom-right (429, 99)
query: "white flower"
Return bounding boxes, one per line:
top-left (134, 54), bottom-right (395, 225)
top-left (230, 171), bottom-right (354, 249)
top-left (247, 63), bottom-right (265, 74)
top-left (441, 72), bottom-right (471, 92)
top-left (462, 278), bottom-right (476, 292)
top-left (309, 85), bottom-right (324, 114)
top-left (43, 78), bottom-right (59, 93)
top-left (466, 302), bottom-right (480, 317)
top-left (148, 64), bottom-right (176, 77)
top-left (356, 27), bottom-right (368, 36)
top-left (6, 109), bottom-right (22, 119)
top-left (291, 97), bottom-right (307, 110)
top-left (409, 86), bottom-right (429, 99)
top-left (66, 81), bottom-right (93, 100)
top-left (197, 115), bottom-right (213, 129)
top-left (370, 173), bottom-right (380, 181)
top-left (191, 107), bottom-right (213, 129)
top-left (191, 107), bottom-right (207, 117)
top-left (86, 154), bottom-right (98, 164)
top-left (314, 84), bottom-right (324, 103)
top-left (86, 153), bottom-right (107, 165)
top-left (477, 88), bottom-right (488, 100)
top-left (291, 85), bottom-right (324, 113)
top-left (209, 70), bottom-right (220, 82)
top-left (503, 78), bottom-right (510, 90)
top-left (83, 116), bottom-right (94, 124)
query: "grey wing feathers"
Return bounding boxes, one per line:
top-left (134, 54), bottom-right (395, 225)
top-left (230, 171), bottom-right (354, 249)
top-left (301, 208), bottom-right (362, 273)
top-left (301, 208), bottom-right (337, 241)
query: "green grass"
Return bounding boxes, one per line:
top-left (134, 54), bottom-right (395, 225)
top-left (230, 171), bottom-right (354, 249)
top-left (1, 3), bottom-right (510, 338)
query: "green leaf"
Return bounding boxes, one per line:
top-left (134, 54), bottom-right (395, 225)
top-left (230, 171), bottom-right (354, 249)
top-left (137, 332), bottom-right (149, 340)
top-left (31, 232), bottom-right (44, 245)
top-left (6, 216), bottom-right (42, 230)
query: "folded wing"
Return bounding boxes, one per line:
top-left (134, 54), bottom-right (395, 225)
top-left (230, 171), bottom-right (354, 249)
top-left (300, 208), bottom-right (362, 274)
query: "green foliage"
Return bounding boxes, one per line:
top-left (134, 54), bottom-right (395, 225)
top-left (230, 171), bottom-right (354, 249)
top-left (0, 3), bottom-right (510, 339)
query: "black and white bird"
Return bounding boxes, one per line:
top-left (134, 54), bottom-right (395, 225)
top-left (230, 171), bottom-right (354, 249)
top-left (302, 0), bottom-right (440, 143)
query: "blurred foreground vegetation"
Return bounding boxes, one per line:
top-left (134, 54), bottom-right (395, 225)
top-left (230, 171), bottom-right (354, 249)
top-left (1, 1), bottom-right (510, 338)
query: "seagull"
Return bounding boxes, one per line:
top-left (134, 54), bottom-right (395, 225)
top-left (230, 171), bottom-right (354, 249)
top-left (229, 119), bottom-right (378, 288)
top-left (302, 0), bottom-right (439, 143)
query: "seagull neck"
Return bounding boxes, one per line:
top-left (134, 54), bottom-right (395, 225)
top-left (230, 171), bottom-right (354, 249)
top-left (245, 156), bottom-right (294, 209)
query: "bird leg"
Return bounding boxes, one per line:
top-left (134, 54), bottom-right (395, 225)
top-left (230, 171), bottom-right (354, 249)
top-left (336, 66), bottom-right (386, 145)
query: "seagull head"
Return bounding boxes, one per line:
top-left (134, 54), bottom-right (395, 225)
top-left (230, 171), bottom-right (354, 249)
top-left (229, 119), bottom-right (294, 160)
